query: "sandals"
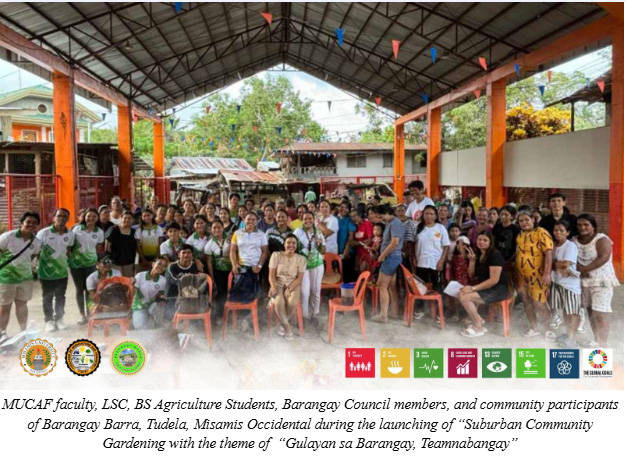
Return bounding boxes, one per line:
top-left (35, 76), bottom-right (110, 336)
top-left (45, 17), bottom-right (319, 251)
top-left (461, 325), bottom-right (487, 338)
top-left (277, 326), bottom-right (285, 337)
top-left (521, 328), bottom-right (540, 338)
top-left (544, 331), bottom-right (557, 342)
top-left (284, 332), bottom-right (294, 341)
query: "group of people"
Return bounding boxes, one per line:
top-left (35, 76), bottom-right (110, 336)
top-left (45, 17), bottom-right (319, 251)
top-left (0, 180), bottom-right (619, 347)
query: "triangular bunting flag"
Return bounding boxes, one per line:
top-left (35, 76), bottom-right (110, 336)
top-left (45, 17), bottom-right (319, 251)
top-left (205, 105), bottom-right (210, 114)
top-left (168, 118), bottom-right (174, 128)
top-left (148, 108), bottom-right (153, 116)
top-left (538, 85), bottom-right (545, 96)
top-left (597, 80), bottom-right (605, 93)
top-left (479, 56), bottom-right (488, 71)
top-left (335, 28), bottom-right (344, 47)
top-left (276, 102), bottom-right (282, 114)
top-left (261, 12), bottom-right (272, 24)
top-left (514, 63), bottom-right (520, 77)
top-left (473, 89), bottom-right (481, 100)
top-left (276, 126), bottom-right (282, 135)
top-left (421, 93), bottom-right (429, 104)
top-left (236, 105), bottom-right (241, 114)
top-left (231, 124), bottom-right (236, 132)
top-left (547, 70), bottom-right (553, 83)
top-left (101, 113), bottom-right (106, 121)
top-left (328, 101), bottom-right (332, 111)
top-left (430, 47), bottom-right (437, 64)
top-left (253, 125), bottom-right (258, 133)
top-left (392, 40), bottom-right (401, 60)
top-left (174, 2), bottom-right (182, 13)
top-left (375, 97), bottom-right (382, 106)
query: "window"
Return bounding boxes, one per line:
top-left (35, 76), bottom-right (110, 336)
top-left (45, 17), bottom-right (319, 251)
top-left (21, 130), bottom-right (38, 142)
top-left (383, 153), bottom-right (393, 167)
top-left (37, 103), bottom-right (48, 114)
top-left (347, 154), bottom-right (366, 168)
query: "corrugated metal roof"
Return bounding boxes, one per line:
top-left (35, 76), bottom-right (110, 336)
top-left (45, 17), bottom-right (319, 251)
top-left (221, 170), bottom-right (283, 184)
top-left (275, 142), bottom-right (425, 153)
top-left (171, 157), bottom-right (253, 173)
top-left (0, 3), bottom-right (609, 115)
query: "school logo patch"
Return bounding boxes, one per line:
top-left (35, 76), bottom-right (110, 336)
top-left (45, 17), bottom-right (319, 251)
top-left (20, 339), bottom-right (58, 377)
top-left (66, 339), bottom-right (101, 376)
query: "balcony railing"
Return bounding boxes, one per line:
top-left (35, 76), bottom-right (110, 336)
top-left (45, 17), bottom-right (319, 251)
top-left (284, 166), bottom-right (337, 178)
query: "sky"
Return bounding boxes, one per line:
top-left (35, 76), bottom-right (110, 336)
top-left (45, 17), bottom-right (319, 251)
top-left (0, 47), bottom-right (611, 140)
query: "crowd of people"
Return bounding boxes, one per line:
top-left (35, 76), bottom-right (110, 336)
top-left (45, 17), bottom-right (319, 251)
top-left (0, 180), bottom-right (619, 347)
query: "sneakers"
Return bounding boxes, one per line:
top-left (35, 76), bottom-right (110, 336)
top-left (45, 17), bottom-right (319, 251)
top-left (577, 310), bottom-right (586, 334)
top-left (549, 313), bottom-right (563, 329)
top-left (55, 319), bottom-right (68, 331)
top-left (45, 321), bottom-right (57, 333)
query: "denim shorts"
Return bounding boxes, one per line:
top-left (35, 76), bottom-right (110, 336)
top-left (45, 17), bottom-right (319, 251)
top-left (380, 254), bottom-right (402, 276)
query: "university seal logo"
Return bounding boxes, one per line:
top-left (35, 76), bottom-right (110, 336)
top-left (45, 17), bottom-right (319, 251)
top-left (20, 339), bottom-right (58, 377)
top-left (66, 339), bottom-right (101, 376)
top-left (111, 341), bottom-right (146, 375)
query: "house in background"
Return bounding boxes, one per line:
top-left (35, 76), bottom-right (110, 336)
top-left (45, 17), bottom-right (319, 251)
top-left (273, 142), bottom-right (427, 182)
top-left (0, 84), bottom-right (101, 142)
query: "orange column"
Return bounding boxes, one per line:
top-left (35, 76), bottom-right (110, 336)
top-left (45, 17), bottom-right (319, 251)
top-left (52, 72), bottom-right (79, 221)
top-left (609, 25), bottom-right (624, 281)
top-left (153, 120), bottom-right (166, 203)
top-left (426, 107), bottom-right (441, 198)
top-left (393, 123), bottom-right (405, 197)
top-left (117, 103), bottom-right (133, 202)
top-left (485, 79), bottom-right (507, 207)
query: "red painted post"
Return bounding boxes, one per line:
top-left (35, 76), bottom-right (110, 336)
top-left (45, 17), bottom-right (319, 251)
top-left (95, 177), bottom-right (100, 209)
top-left (6, 175), bottom-right (13, 230)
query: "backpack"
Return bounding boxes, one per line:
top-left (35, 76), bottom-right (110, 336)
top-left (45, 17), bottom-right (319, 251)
top-left (176, 274), bottom-right (210, 313)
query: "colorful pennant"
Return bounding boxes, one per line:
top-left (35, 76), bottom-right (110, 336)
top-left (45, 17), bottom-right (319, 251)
top-left (276, 102), bottom-right (282, 114)
top-left (538, 85), bottom-right (546, 96)
top-left (479, 56), bottom-right (488, 71)
top-left (101, 113), bottom-right (107, 121)
top-left (335, 28), bottom-right (344, 47)
top-left (375, 96), bottom-right (382, 106)
top-left (261, 12), bottom-right (272, 24)
top-left (275, 126), bottom-right (282, 135)
top-left (231, 123), bottom-right (236, 132)
top-left (430, 47), bottom-right (437, 64)
top-left (253, 125), bottom-right (258, 133)
top-left (547, 70), bottom-right (553, 83)
top-left (327, 101), bottom-right (332, 111)
top-left (205, 105), bottom-right (210, 114)
top-left (421, 93), bottom-right (429, 104)
top-left (174, 2), bottom-right (182, 13)
top-left (168, 118), bottom-right (174, 128)
top-left (236, 104), bottom-right (241, 114)
top-left (473, 89), bottom-right (481, 100)
top-left (392, 40), bottom-right (401, 60)
top-left (597, 80), bottom-right (605, 93)
top-left (514, 63), bottom-right (520, 77)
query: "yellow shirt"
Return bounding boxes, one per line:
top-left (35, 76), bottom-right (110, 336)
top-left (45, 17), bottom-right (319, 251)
top-left (289, 219), bottom-right (304, 231)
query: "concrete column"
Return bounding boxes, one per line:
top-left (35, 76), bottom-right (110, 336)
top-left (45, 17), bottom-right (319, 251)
top-left (486, 79), bottom-right (507, 207)
top-left (52, 72), bottom-right (79, 220)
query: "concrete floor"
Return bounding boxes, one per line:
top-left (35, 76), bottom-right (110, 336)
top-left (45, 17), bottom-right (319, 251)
top-left (0, 281), bottom-right (622, 390)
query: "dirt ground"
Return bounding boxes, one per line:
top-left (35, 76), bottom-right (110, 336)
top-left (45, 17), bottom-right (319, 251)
top-left (0, 281), bottom-right (622, 390)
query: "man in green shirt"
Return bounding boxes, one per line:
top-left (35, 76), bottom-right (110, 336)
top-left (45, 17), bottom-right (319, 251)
top-left (36, 208), bottom-right (75, 332)
top-left (0, 212), bottom-right (42, 343)
top-left (304, 186), bottom-right (317, 203)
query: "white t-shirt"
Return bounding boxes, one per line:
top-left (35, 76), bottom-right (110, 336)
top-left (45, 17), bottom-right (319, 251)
top-left (186, 232), bottom-right (209, 259)
top-left (551, 240), bottom-right (581, 294)
top-left (86, 269), bottom-right (122, 292)
top-left (159, 238), bottom-right (186, 262)
top-left (0, 230), bottom-right (41, 284)
top-left (232, 229), bottom-right (268, 267)
top-left (134, 226), bottom-right (163, 259)
top-left (133, 271), bottom-right (167, 310)
top-left (415, 223), bottom-right (450, 270)
top-left (320, 215), bottom-right (339, 254)
top-left (406, 197), bottom-right (435, 221)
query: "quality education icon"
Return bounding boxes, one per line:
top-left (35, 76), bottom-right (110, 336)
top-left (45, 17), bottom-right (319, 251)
top-left (111, 341), bottom-right (146, 375)
top-left (20, 339), bottom-right (58, 377)
top-left (65, 339), bottom-right (101, 376)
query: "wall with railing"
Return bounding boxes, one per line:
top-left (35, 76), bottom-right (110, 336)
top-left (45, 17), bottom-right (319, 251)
top-left (319, 174), bottom-right (426, 198)
top-left (0, 174), bottom-right (58, 231)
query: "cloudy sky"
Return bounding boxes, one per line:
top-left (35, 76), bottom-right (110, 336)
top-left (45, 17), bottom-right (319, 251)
top-left (0, 47), bottom-right (610, 139)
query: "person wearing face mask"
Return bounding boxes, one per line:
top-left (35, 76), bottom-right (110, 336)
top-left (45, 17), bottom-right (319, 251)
top-left (132, 257), bottom-right (168, 330)
top-left (105, 211), bottom-right (137, 278)
top-left (69, 208), bottom-right (104, 325)
top-left (36, 208), bottom-right (75, 332)
top-left (268, 234), bottom-right (307, 340)
top-left (0, 212), bottom-right (42, 342)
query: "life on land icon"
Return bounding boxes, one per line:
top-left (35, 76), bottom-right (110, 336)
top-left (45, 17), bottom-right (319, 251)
top-left (516, 349), bottom-right (546, 378)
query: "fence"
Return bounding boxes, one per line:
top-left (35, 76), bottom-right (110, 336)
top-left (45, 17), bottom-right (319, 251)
top-left (319, 174), bottom-right (426, 197)
top-left (0, 174), bottom-right (58, 231)
top-left (133, 177), bottom-right (172, 209)
top-left (78, 176), bottom-right (118, 211)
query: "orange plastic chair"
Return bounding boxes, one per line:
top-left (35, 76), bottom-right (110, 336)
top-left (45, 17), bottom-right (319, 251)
top-left (321, 253), bottom-right (343, 298)
top-left (88, 276), bottom-right (133, 337)
top-left (400, 265), bottom-right (444, 329)
top-left (327, 271), bottom-right (370, 343)
top-left (488, 297), bottom-right (514, 337)
top-left (267, 300), bottom-right (304, 337)
top-left (173, 275), bottom-right (213, 345)
top-left (361, 260), bottom-right (379, 316)
top-left (222, 272), bottom-right (259, 340)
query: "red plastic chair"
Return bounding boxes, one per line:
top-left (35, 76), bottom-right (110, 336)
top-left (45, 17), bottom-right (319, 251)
top-left (222, 272), bottom-right (259, 340)
top-left (267, 300), bottom-right (304, 337)
top-left (327, 271), bottom-right (370, 343)
top-left (488, 297), bottom-right (514, 337)
top-left (321, 253), bottom-right (343, 298)
top-left (361, 259), bottom-right (379, 316)
top-left (88, 276), bottom-right (133, 337)
top-left (173, 275), bottom-right (213, 345)
top-left (400, 265), bottom-right (444, 329)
